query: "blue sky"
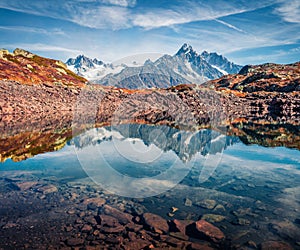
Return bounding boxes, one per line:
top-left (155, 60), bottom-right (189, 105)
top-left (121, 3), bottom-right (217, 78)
top-left (0, 0), bottom-right (299, 65)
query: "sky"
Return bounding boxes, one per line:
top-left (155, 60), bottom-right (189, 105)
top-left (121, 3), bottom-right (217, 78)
top-left (0, 0), bottom-right (299, 65)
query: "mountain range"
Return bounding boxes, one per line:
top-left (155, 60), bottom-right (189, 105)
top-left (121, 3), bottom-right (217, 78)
top-left (66, 43), bottom-right (243, 89)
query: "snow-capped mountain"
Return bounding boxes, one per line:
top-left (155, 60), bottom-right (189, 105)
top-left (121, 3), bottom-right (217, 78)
top-left (66, 55), bottom-right (126, 81)
top-left (200, 50), bottom-right (242, 75)
top-left (66, 44), bottom-right (242, 89)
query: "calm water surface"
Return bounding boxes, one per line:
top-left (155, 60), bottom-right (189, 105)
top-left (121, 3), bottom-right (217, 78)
top-left (1, 124), bottom-right (300, 249)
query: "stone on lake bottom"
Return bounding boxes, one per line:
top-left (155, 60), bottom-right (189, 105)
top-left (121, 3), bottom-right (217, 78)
top-left (169, 232), bottom-right (189, 241)
top-left (36, 184), bottom-right (58, 194)
top-left (142, 212), bottom-right (169, 234)
top-left (99, 214), bottom-right (120, 227)
top-left (188, 242), bottom-right (215, 250)
top-left (232, 217), bottom-right (250, 226)
top-left (82, 197), bottom-right (106, 207)
top-left (123, 240), bottom-right (151, 250)
top-left (185, 198), bottom-right (193, 207)
top-left (201, 214), bottom-right (225, 223)
top-left (66, 238), bottom-right (84, 246)
top-left (260, 241), bottom-right (293, 250)
top-left (81, 224), bottom-right (93, 233)
top-left (195, 199), bottom-right (216, 209)
top-left (101, 205), bottom-right (133, 225)
top-left (170, 219), bottom-right (193, 234)
top-left (100, 225), bottom-right (125, 234)
top-left (16, 181), bottom-right (38, 191)
top-left (187, 219), bottom-right (225, 244)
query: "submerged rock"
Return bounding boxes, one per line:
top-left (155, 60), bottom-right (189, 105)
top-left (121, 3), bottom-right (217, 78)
top-left (81, 224), bottom-right (93, 233)
top-left (16, 181), bottom-right (38, 191)
top-left (170, 219), bottom-right (193, 234)
top-left (232, 217), bottom-right (251, 226)
top-left (66, 238), bottom-right (84, 247)
top-left (201, 214), bottom-right (226, 223)
top-left (82, 197), bottom-right (106, 207)
top-left (196, 199), bottom-right (216, 209)
top-left (142, 212), bottom-right (169, 234)
top-left (187, 219), bottom-right (225, 243)
top-left (36, 184), bottom-right (58, 194)
top-left (260, 241), bottom-right (293, 250)
top-left (213, 204), bottom-right (226, 212)
top-left (101, 205), bottom-right (133, 225)
top-left (184, 198), bottom-right (193, 207)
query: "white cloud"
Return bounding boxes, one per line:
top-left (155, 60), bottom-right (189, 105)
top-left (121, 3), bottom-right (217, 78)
top-left (131, 6), bottom-right (247, 29)
top-left (214, 19), bottom-right (247, 34)
top-left (0, 26), bottom-right (65, 36)
top-left (132, 10), bottom-right (193, 29)
top-left (71, 6), bottom-right (131, 29)
top-left (275, 0), bottom-right (300, 23)
top-left (0, 0), bottom-right (278, 30)
top-left (130, 1), bottom-right (278, 30)
top-left (3, 43), bottom-right (82, 54)
top-left (100, 0), bottom-right (136, 7)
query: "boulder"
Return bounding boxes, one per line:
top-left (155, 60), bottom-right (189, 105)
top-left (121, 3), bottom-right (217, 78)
top-left (187, 219), bottom-right (225, 244)
top-left (142, 212), bottom-right (169, 234)
top-left (101, 205), bottom-right (133, 225)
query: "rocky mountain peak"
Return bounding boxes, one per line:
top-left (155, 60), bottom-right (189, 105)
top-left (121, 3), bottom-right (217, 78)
top-left (176, 43), bottom-right (198, 59)
top-left (66, 55), bottom-right (104, 71)
top-left (201, 50), bottom-right (242, 75)
top-left (92, 58), bottom-right (104, 66)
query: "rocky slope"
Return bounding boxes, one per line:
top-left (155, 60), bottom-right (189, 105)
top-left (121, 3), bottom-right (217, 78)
top-left (0, 48), bottom-right (87, 87)
top-left (66, 44), bottom-right (242, 89)
top-left (205, 62), bottom-right (300, 93)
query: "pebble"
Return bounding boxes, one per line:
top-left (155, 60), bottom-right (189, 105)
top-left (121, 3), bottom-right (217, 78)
top-left (260, 240), bottom-right (293, 250)
top-left (84, 216), bottom-right (97, 225)
top-left (82, 197), bottom-right (106, 207)
top-left (213, 204), bottom-right (226, 212)
top-left (171, 207), bottom-right (179, 213)
top-left (16, 181), bottom-right (38, 191)
top-left (184, 198), bottom-right (193, 207)
top-left (64, 226), bottom-right (73, 232)
top-left (81, 224), bottom-right (92, 233)
top-left (66, 238), bottom-right (84, 247)
top-left (232, 218), bottom-right (251, 226)
top-left (67, 209), bottom-right (76, 215)
top-left (36, 184), bottom-right (58, 194)
top-left (196, 199), bottom-right (216, 209)
top-left (201, 214), bottom-right (226, 223)
top-left (247, 240), bottom-right (257, 248)
top-left (2, 222), bottom-right (19, 229)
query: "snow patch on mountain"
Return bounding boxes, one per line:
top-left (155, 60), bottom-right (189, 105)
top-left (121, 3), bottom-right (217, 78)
top-left (211, 65), bottom-right (228, 75)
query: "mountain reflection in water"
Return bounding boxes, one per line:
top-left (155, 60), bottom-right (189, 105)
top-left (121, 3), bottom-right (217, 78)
top-left (0, 119), bottom-right (300, 249)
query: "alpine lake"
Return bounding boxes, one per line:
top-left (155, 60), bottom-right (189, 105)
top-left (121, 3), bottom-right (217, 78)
top-left (0, 122), bottom-right (299, 250)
